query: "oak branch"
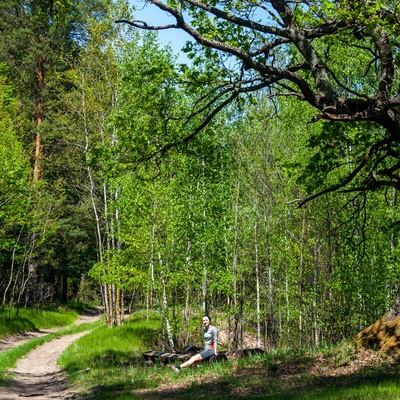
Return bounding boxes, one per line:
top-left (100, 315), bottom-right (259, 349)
top-left (117, 0), bottom-right (400, 205)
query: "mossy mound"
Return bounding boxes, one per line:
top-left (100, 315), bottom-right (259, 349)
top-left (355, 315), bottom-right (400, 357)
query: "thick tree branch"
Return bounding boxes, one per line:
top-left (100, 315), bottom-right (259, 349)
top-left (119, 1), bottom-right (400, 202)
top-left (115, 18), bottom-right (177, 30)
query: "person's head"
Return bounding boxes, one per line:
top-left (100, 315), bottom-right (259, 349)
top-left (202, 315), bottom-right (212, 327)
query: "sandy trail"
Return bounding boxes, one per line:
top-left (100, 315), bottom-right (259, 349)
top-left (0, 310), bottom-right (101, 400)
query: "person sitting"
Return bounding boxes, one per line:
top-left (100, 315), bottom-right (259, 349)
top-left (169, 314), bottom-right (218, 373)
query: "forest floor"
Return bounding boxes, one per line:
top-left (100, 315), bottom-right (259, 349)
top-left (0, 309), bottom-right (101, 400)
top-left (0, 314), bottom-right (398, 400)
top-left (133, 347), bottom-right (397, 400)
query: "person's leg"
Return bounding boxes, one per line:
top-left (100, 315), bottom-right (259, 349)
top-left (181, 349), bottom-right (215, 368)
top-left (168, 354), bottom-right (202, 373)
top-left (198, 349), bottom-right (215, 362)
top-left (180, 353), bottom-right (203, 369)
top-left (169, 350), bottom-right (215, 373)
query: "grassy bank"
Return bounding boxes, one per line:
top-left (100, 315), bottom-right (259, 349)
top-left (0, 304), bottom-right (86, 337)
top-left (57, 313), bottom-right (400, 400)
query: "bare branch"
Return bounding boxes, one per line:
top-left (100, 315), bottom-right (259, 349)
top-left (115, 19), bottom-right (177, 31)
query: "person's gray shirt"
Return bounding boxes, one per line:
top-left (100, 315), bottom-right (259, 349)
top-left (204, 325), bottom-right (218, 350)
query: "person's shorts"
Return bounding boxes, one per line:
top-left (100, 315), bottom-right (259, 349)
top-left (199, 348), bottom-right (215, 360)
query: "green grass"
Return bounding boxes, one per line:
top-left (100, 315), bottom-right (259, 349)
top-left (55, 313), bottom-right (400, 400)
top-left (3, 308), bottom-right (400, 399)
top-left (58, 312), bottom-right (162, 393)
top-left (0, 304), bottom-right (81, 337)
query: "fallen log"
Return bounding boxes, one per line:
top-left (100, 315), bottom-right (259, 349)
top-left (224, 348), bottom-right (265, 358)
top-left (142, 347), bottom-right (263, 364)
top-left (208, 353), bottom-right (228, 362)
top-left (142, 350), bottom-right (179, 363)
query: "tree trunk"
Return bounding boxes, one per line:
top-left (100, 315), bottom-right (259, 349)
top-left (384, 282), bottom-right (400, 323)
top-left (232, 164), bottom-right (240, 349)
top-left (33, 56), bottom-right (45, 182)
top-left (147, 209), bottom-right (156, 322)
top-left (161, 272), bottom-right (175, 350)
top-left (254, 221), bottom-right (261, 349)
top-left (201, 157), bottom-right (208, 315)
top-left (184, 240), bottom-right (192, 345)
top-left (265, 218), bottom-right (276, 348)
top-left (61, 275), bottom-right (68, 304)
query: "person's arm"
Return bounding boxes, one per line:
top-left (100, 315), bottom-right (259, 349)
top-left (214, 327), bottom-right (218, 355)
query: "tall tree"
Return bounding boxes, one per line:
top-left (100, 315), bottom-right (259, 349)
top-left (65, 0), bottom-right (133, 324)
top-left (0, 0), bottom-right (82, 180)
top-left (0, 0), bottom-right (123, 306)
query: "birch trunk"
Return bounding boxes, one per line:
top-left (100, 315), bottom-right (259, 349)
top-left (147, 206), bottom-right (156, 322)
top-left (184, 240), bottom-right (192, 345)
top-left (160, 251), bottom-right (175, 350)
top-left (201, 157), bottom-right (208, 315)
top-left (232, 166), bottom-right (241, 349)
top-left (254, 221), bottom-right (261, 348)
top-left (313, 228), bottom-right (320, 347)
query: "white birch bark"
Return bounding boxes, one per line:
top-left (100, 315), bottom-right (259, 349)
top-left (254, 220), bottom-right (261, 348)
top-left (160, 251), bottom-right (175, 350)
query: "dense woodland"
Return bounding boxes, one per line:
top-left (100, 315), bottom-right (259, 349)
top-left (1, 0), bottom-right (400, 352)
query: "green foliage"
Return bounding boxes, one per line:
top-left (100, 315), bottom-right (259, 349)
top-left (0, 63), bottom-right (31, 272)
top-left (1, 0), bottom-right (400, 357)
top-left (0, 0), bottom-right (129, 307)
top-left (109, 32), bottom-right (183, 165)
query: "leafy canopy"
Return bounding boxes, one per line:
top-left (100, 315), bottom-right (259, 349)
top-left (118, 0), bottom-right (400, 205)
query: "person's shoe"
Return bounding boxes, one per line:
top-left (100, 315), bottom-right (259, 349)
top-left (168, 365), bottom-right (180, 373)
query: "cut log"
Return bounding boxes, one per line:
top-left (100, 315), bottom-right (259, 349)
top-left (355, 282), bottom-right (400, 357)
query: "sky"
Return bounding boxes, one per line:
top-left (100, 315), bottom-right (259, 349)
top-left (128, 0), bottom-right (192, 63)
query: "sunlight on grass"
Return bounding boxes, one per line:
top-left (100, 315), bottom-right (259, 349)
top-left (0, 305), bottom-right (80, 337)
top-left (58, 320), bottom-right (400, 400)
top-left (298, 380), bottom-right (400, 399)
top-left (58, 312), bottom-right (163, 391)
top-left (5, 308), bottom-right (400, 399)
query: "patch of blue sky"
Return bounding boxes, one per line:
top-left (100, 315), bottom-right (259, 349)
top-left (128, 0), bottom-right (192, 64)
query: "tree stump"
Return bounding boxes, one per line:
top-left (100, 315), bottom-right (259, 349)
top-left (355, 282), bottom-right (400, 357)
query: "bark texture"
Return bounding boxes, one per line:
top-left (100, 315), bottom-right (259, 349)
top-left (355, 282), bottom-right (400, 357)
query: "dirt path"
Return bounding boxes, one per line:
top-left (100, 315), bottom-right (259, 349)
top-left (0, 310), bottom-right (101, 400)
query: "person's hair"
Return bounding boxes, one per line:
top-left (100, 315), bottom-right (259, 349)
top-left (202, 314), bottom-right (212, 323)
